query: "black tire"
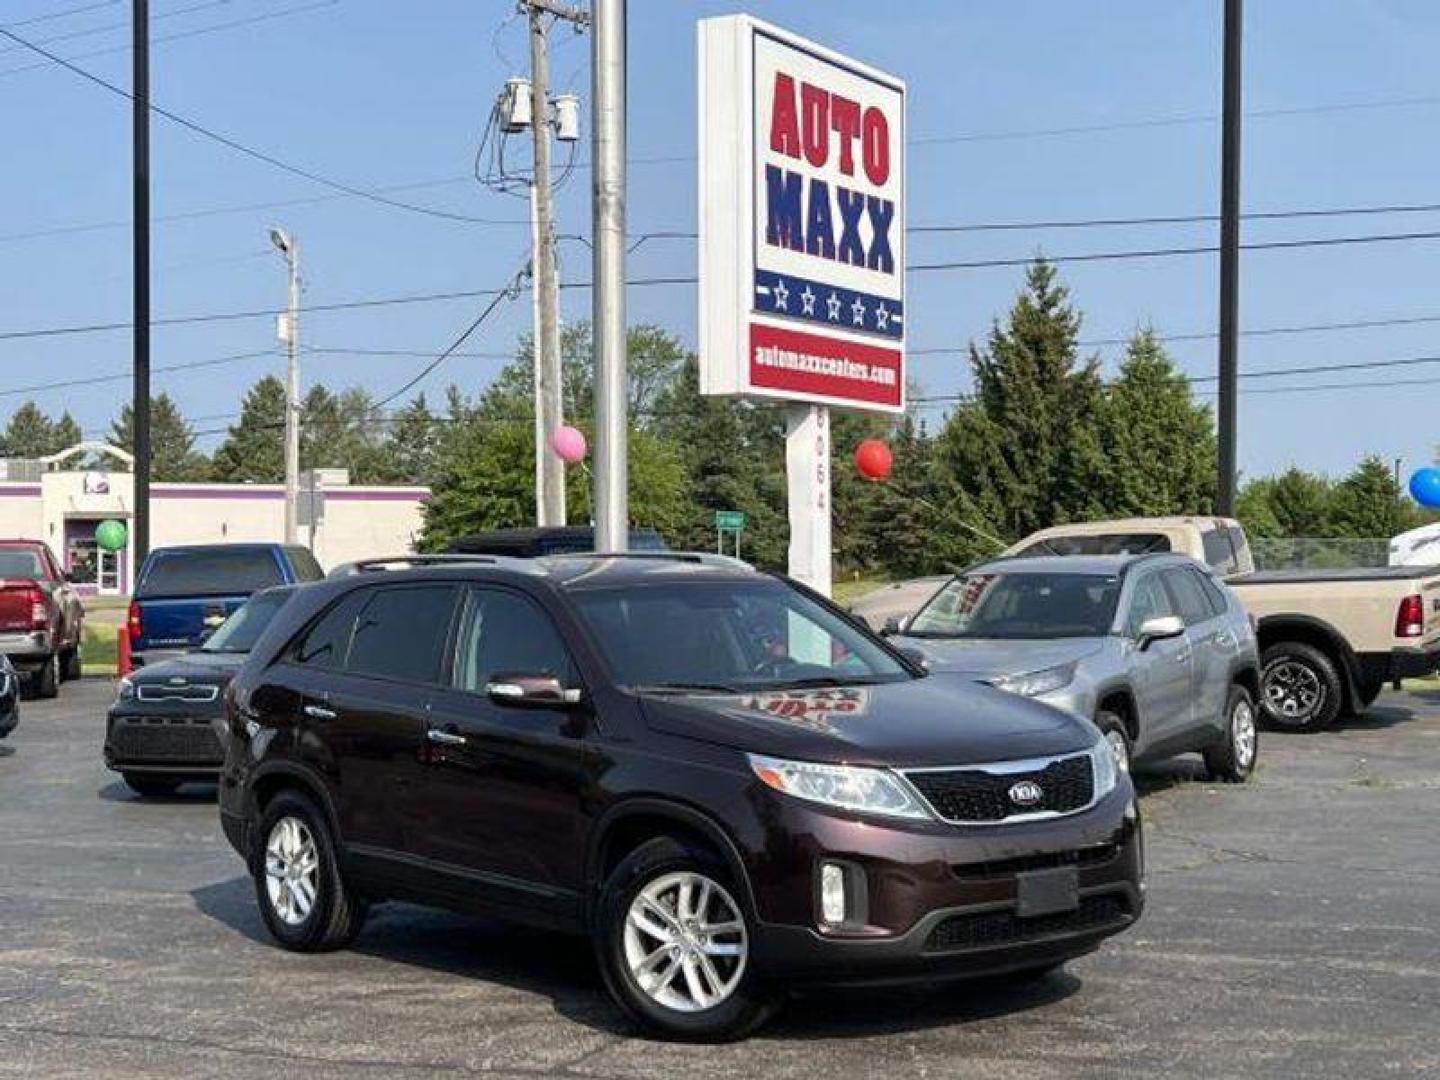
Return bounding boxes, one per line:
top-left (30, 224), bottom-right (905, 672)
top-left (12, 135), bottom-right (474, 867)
top-left (33, 653), bottom-right (59, 699)
top-left (1093, 709), bottom-right (1133, 774)
top-left (1204, 684), bottom-right (1259, 783)
top-left (123, 772), bottom-right (182, 797)
top-left (61, 645), bottom-right (82, 683)
top-left (594, 835), bottom-right (778, 1041)
top-left (250, 789), bottom-right (366, 952)
top-left (1259, 642), bottom-right (1343, 731)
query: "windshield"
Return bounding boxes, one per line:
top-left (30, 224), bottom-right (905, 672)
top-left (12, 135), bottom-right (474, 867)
top-left (907, 571), bottom-right (1120, 640)
top-left (570, 579), bottom-right (913, 691)
top-left (0, 550), bottom-right (44, 578)
top-left (201, 590), bottom-right (290, 653)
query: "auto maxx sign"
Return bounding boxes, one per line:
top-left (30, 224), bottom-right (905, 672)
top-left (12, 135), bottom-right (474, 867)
top-left (698, 16), bottom-right (906, 413)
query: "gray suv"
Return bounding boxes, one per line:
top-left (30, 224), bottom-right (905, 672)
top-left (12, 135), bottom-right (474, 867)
top-left (892, 554), bottom-right (1261, 782)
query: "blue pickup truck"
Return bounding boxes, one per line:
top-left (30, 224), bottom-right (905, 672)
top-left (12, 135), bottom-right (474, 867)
top-left (128, 544), bottom-right (323, 664)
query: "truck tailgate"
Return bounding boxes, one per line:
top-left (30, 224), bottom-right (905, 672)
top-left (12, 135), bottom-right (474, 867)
top-left (0, 580), bottom-right (39, 632)
top-left (137, 595), bottom-right (247, 650)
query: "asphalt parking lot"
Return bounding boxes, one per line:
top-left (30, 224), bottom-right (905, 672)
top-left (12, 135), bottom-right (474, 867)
top-left (1, 679), bottom-right (1437, 1078)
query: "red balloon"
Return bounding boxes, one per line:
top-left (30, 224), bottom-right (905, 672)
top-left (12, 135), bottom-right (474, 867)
top-left (855, 439), bottom-right (893, 481)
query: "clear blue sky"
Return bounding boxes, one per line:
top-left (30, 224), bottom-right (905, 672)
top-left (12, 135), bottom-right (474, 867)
top-left (3, 0), bottom-right (1440, 482)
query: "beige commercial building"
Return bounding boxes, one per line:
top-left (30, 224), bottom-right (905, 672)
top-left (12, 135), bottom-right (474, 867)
top-left (0, 443), bottom-right (428, 596)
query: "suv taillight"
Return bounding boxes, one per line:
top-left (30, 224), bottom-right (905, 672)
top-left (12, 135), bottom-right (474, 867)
top-left (1396, 594), bottom-right (1425, 639)
top-left (127, 599), bottom-right (142, 643)
top-left (25, 585), bottom-right (46, 629)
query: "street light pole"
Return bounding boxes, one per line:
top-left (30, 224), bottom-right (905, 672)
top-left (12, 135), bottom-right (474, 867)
top-left (1217, 0), bottom-right (1243, 515)
top-left (591, 0), bottom-right (627, 551)
top-left (132, 0), bottom-right (151, 572)
top-left (270, 227), bottom-right (300, 545)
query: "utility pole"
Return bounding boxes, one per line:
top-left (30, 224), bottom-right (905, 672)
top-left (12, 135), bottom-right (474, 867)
top-left (1217, 0), bottom-right (1243, 515)
top-left (132, 0), bottom-right (151, 573)
top-left (269, 227), bottom-right (300, 544)
top-left (524, 0), bottom-right (576, 528)
top-left (592, 0), bottom-right (627, 551)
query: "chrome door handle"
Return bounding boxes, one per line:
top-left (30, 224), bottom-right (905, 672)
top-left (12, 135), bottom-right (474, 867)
top-left (302, 704), bottom-right (337, 721)
top-left (426, 729), bottom-right (467, 747)
top-left (1175, 650), bottom-right (1192, 664)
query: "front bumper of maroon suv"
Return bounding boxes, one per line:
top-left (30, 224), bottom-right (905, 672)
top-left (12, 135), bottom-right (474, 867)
top-left (743, 780), bottom-right (1143, 984)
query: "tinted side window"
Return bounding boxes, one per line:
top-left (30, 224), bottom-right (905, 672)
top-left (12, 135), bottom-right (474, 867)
top-left (1200, 527), bottom-right (1237, 574)
top-left (1163, 568), bottom-right (1213, 626)
top-left (1196, 571), bottom-right (1230, 616)
top-left (453, 588), bottom-right (576, 692)
top-left (347, 585), bottom-right (457, 684)
top-left (1125, 575), bottom-right (1175, 637)
top-left (293, 591), bottom-right (368, 670)
top-left (285, 546), bottom-right (324, 582)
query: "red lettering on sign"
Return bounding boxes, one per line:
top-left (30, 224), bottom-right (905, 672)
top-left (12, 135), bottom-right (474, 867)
top-left (769, 72), bottom-right (800, 158)
top-left (862, 107), bottom-right (889, 186)
top-left (800, 83), bottom-right (830, 169)
top-left (829, 94), bottom-right (860, 176)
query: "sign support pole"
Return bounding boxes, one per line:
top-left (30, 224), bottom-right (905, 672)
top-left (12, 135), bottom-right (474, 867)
top-left (785, 404), bottom-right (831, 596)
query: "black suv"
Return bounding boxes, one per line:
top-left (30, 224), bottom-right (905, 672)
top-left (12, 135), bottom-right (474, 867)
top-left (220, 554), bottom-right (1143, 1040)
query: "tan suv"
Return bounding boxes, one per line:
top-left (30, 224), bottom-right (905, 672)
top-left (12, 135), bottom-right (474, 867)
top-left (1009, 517), bottom-right (1440, 730)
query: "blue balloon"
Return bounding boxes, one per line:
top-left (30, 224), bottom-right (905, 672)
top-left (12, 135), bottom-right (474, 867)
top-left (1409, 467), bottom-right (1440, 508)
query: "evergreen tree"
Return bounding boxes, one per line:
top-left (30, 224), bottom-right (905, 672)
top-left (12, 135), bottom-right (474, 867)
top-left (1235, 476), bottom-right (1284, 538)
top-left (110, 393), bottom-right (209, 481)
top-left (210, 376), bottom-right (286, 482)
top-left (931, 259), bottom-right (1105, 555)
top-left (1332, 455), bottom-right (1416, 538)
top-left (382, 394), bottom-right (441, 485)
top-left (1098, 329), bottom-right (1216, 515)
top-left (1264, 467), bottom-right (1335, 536)
top-left (1, 401), bottom-right (69, 457)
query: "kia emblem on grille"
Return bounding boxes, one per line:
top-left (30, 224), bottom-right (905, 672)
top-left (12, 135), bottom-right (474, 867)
top-left (1008, 780), bottom-right (1044, 807)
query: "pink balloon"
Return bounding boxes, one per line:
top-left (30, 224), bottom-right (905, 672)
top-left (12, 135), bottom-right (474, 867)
top-left (550, 424), bottom-right (587, 464)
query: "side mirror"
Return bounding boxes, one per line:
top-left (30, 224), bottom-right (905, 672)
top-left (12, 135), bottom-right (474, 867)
top-left (486, 672), bottom-right (583, 709)
top-left (881, 615), bottom-right (908, 637)
top-left (1136, 614), bottom-right (1185, 650)
top-left (896, 645), bottom-right (929, 670)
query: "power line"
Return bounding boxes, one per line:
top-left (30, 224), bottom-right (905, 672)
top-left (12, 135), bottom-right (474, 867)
top-left (372, 264), bottom-right (529, 408)
top-left (0, 20), bottom-right (503, 224)
top-left (909, 227), bottom-right (1440, 273)
top-left (0, 347), bottom-right (277, 399)
top-left (0, 0), bottom-right (341, 79)
top-left (0, 0), bottom-right (234, 55)
top-left (2, 1), bottom-right (119, 29)
top-left (909, 200), bottom-right (1440, 234)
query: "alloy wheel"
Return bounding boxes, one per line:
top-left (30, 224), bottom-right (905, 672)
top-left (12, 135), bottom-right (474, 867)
top-left (1264, 661), bottom-right (1323, 722)
top-left (264, 816), bottom-right (320, 926)
top-left (1232, 698), bottom-right (1257, 771)
top-left (1105, 729), bottom-right (1131, 773)
top-left (622, 871), bottom-right (747, 1013)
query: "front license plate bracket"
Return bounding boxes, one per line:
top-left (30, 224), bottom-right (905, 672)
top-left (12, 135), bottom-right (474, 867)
top-left (1016, 866), bottom-right (1079, 917)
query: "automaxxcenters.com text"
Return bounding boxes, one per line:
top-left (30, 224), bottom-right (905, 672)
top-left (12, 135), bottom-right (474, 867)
top-left (753, 344), bottom-right (897, 387)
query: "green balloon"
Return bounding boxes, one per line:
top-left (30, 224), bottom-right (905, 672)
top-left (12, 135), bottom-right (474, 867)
top-left (95, 519), bottom-right (128, 552)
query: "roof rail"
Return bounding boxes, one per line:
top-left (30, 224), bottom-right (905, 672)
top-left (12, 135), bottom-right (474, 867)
top-left (544, 551), bottom-right (755, 570)
top-left (328, 554), bottom-right (497, 577)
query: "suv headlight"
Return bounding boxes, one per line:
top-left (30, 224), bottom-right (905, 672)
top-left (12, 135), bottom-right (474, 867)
top-left (1090, 734), bottom-right (1119, 800)
top-left (115, 677), bottom-right (135, 703)
top-left (749, 754), bottom-right (931, 820)
top-left (989, 661), bottom-right (1077, 698)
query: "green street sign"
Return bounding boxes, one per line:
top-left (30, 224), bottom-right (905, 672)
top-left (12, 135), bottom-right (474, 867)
top-left (714, 510), bottom-right (746, 530)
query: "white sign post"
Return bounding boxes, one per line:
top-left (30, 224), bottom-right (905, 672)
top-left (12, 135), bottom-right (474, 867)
top-left (698, 15), bottom-right (906, 595)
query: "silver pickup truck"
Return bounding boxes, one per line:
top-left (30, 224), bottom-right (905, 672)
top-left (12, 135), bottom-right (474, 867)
top-left (1007, 517), bottom-right (1440, 730)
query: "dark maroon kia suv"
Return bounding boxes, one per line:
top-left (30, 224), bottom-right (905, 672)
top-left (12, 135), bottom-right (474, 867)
top-left (219, 554), bottom-right (1143, 1040)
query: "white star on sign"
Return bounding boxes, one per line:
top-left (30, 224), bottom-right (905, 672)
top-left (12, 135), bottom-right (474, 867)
top-left (851, 296), bottom-right (867, 326)
top-left (826, 291), bottom-right (842, 321)
top-left (801, 285), bottom-right (816, 315)
top-left (875, 302), bottom-right (890, 330)
top-left (772, 278), bottom-right (789, 311)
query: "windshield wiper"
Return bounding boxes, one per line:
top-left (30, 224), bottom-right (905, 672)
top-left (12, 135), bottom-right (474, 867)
top-left (764, 675), bottom-right (889, 689)
top-left (631, 682), bottom-right (745, 695)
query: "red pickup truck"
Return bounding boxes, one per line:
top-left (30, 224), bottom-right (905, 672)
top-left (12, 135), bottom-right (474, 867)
top-left (0, 539), bottom-right (85, 698)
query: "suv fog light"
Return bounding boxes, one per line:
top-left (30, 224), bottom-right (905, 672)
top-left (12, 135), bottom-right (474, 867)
top-left (820, 862), bottom-right (847, 926)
